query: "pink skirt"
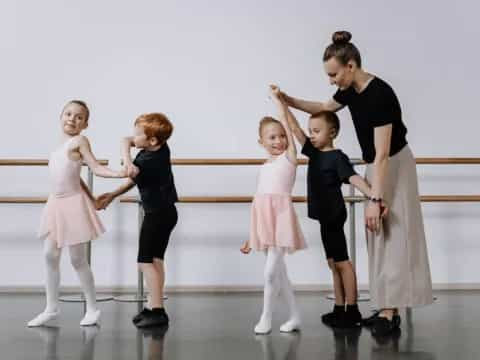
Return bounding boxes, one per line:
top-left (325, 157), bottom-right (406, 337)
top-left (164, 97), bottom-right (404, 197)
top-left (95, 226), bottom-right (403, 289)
top-left (249, 194), bottom-right (306, 253)
top-left (38, 191), bottom-right (105, 248)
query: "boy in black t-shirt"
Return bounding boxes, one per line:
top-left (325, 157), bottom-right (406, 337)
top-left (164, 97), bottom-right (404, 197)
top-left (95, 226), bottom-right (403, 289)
top-left (273, 86), bottom-right (387, 328)
top-left (97, 113), bottom-right (178, 328)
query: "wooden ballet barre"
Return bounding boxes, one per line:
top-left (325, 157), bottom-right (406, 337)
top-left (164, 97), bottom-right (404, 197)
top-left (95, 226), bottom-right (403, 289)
top-left (167, 158), bottom-right (480, 166)
top-left (118, 195), bottom-right (480, 204)
top-left (0, 197), bottom-right (47, 203)
top-left (119, 196), bottom-right (362, 203)
top-left (421, 195), bottom-right (480, 202)
top-left (0, 159), bottom-right (108, 166)
top-left (2, 158), bottom-right (479, 167)
top-left (415, 158), bottom-right (480, 165)
top-left (1, 195), bottom-right (480, 204)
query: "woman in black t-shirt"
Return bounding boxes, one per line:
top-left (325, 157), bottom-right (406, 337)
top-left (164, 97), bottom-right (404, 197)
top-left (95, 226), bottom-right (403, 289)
top-left (280, 31), bottom-right (433, 336)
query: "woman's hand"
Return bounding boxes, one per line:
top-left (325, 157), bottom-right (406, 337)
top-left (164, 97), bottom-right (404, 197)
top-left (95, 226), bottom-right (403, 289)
top-left (380, 200), bottom-right (389, 218)
top-left (365, 201), bottom-right (381, 233)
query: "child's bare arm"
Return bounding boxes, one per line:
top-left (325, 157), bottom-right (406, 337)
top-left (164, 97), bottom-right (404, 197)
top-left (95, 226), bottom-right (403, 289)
top-left (110, 178), bottom-right (136, 198)
top-left (274, 92), bottom-right (308, 147)
top-left (77, 136), bottom-right (127, 178)
top-left (80, 179), bottom-right (95, 202)
top-left (285, 106), bottom-right (308, 147)
top-left (270, 85), bottom-right (297, 164)
top-left (348, 175), bottom-right (388, 217)
top-left (121, 137), bottom-right (139, 178)
top-left (122, 137), bottom-right (135, 165)
top-left (96, 179), bottom-right (136, 210)
top-left (271, 85), bottom-right (308, 146)
top-left (348, 175), bottom-right (372, 198)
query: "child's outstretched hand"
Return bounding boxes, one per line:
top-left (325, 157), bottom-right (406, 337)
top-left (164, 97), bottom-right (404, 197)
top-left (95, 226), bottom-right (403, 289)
top-left (96, 192), bottom-right (115, 210)
top-left (240, 240), bottom-right (251, 254)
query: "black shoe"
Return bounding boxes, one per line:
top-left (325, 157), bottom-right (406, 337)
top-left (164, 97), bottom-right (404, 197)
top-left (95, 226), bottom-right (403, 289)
top-left (362, 310), bottom-right (381, 327)
top-left (136, 308), bottom-right (169, 328)
top-left (333, 307), bottom-right (362, 328)
top-left (322, 305), bottom-right (344, 326)
top-left (322, 311), bottom-right (339, 326)
top-left (363, 311), bottom-right (401, 328)
top-left (371, 316), bottom-right (401, 337)
top-left (132, 308), bottom-right (152, 324)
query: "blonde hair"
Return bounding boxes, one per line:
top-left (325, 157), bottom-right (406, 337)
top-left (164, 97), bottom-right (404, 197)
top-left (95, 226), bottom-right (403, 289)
top-left (62, 100), bottom-right (90, 121)
top-left (258, 116), bottom-right (283, 137)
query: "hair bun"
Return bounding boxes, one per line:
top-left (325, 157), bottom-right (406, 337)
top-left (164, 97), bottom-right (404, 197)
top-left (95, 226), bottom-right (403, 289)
top-left (332, 31), bottom-right (352, 44)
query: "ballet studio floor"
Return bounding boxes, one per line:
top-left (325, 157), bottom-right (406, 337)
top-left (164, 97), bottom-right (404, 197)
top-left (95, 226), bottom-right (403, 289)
top-left (1, 291), bottom-right (478, 360)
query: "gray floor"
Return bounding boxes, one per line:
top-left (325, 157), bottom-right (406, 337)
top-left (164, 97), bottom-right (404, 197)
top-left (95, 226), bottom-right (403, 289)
top-left (1, 291), bottom-right (478, 359)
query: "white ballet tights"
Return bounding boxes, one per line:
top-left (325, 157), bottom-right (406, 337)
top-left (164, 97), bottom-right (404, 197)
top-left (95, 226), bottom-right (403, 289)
top-left (28, 240), bottom-right (99, 327)
top-left (255, 247), bottom-right (301, 334)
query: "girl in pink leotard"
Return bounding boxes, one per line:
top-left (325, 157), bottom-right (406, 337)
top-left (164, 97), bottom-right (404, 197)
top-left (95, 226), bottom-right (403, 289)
top-left (241, 86), bottom-right (306, 334)
top-left (28, 100), bottom-right (127, 327)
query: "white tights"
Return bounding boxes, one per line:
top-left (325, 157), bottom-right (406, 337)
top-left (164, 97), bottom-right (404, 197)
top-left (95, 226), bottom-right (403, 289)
top-left (28, 240), bottom-right (99, 326)
top-left (43, 239), bottom-right (97, 313)
top-left (255, 247), bottom-right (300, 333)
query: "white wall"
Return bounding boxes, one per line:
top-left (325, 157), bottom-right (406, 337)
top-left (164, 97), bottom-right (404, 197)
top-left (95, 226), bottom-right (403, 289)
top-left (1, 0), bottom-right (479, 290)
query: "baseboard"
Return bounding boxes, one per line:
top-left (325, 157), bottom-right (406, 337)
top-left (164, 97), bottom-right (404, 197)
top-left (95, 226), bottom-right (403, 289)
top-left (1, 283), bottom-right (480, 294)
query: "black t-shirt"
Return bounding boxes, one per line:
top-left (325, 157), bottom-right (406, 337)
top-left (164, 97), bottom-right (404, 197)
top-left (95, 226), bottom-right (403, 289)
top-left (333, 76), bottom-right (408, 163)
top-left (301, 139), bottom-right (357, 222)
top-left (132, 144), bottom-right (178, 212)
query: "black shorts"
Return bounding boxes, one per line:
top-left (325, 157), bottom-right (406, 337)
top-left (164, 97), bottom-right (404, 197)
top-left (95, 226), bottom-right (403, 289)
top-left (319, 210), bottom-right (349, 263)
top-left (138, 204), bottom-right (178, 263)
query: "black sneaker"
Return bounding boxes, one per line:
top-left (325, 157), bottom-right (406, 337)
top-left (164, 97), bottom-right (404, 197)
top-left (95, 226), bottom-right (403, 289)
top-left (322, 305), bottom-right (344, 326)
top-left (136, 308), bottom-right (169, 328)
top-left (333, 308), bottom-right (362, 328)
top-left (132, 308), bottom-right (152, 324)
top-left (371, 316), bottom-right (401, 337)
top-left (322, 311), bottom-right (339, 326)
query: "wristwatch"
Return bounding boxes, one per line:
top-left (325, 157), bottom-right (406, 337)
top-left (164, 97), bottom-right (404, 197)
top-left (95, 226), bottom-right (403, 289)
top-left (369, 197), bottom-right (383, 204)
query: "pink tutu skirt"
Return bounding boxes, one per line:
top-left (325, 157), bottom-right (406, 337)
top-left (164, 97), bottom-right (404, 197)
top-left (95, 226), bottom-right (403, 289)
top-left (249, 193), bottom-right (306, 253)
top-left (38, 191), bottom-right (105, 248)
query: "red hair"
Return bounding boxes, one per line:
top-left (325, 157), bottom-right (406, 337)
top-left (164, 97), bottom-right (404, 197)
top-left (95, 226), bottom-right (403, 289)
top-left (134, 113), bottom-right (173, 144)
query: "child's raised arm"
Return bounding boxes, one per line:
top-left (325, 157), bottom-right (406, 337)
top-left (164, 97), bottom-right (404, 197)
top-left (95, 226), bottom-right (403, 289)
top-left (285, 105), bottom-right (308, 147)
top-left (121, 137), bottom-right (139, 178)
top-left (271, 86), bottom-right (308, 147)
top-left (77, 136), bottom-right (127, 178)
top-left (270, 85), bottom-right (297, 164)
